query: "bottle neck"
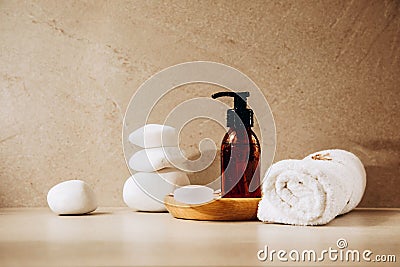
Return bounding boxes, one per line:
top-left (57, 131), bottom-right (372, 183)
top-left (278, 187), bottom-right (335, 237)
top-left (226, 109), bottom-right (253, 128)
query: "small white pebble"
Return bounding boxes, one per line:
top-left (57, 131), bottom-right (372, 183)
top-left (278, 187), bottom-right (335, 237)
top-left (129, 124), bottom-right (178, 148)
top-left (173, 185), bottom-right (215, 205)
top-left (47, 180), bottom-right (97, 215)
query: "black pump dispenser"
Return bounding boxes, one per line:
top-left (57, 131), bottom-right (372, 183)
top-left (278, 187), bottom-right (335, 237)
top-left (211, 91), bottom-right (253, 128)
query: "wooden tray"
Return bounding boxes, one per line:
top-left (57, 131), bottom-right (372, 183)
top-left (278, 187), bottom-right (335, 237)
top-left (164, 195), bottom-right (261, 221)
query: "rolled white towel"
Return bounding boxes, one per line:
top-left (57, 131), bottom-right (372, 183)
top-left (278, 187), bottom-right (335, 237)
top-left (257, 149), bottom-right (366, 225)
top-left (303, 149), bottom-right (366, 214)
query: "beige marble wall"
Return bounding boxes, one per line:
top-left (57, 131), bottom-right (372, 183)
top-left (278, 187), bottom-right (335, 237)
top-left (0, 0), bottom-right (399, 207)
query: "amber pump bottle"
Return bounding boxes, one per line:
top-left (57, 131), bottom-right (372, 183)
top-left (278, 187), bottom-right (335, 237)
top-left (212, 92), bottom-right (261, 198)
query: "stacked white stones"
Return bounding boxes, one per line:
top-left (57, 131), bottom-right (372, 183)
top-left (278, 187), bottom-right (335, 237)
top-left (123, 124), bottom-right (190, 211)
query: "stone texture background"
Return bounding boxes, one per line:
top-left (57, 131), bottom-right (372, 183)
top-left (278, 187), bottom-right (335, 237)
top-left (0, 0), bottom-right (399, 207)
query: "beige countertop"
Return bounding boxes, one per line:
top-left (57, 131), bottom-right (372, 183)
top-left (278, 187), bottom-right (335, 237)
top-left (0, 208), bottom-right (399, 266)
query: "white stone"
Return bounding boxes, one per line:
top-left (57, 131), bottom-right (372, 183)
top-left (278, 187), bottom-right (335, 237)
top-left (129, 147), bottom-right (183, 172)
top-left (129, 124), bottom-right (178, 148)
top-left (173, 185), bottom-right (215, 205)
top-left (47, 180), bottom-right (97, 215)
top-left (123, 170), bottom-right (190, 212)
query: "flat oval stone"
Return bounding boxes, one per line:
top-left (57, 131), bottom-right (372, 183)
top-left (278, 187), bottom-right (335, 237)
top-left (129, 124), bottom-right (178, 148)
top-left (129, 147), bottom-right (182, 172)
top-left (123, 170), bottom-right (190, 212)
top-left (173, 185), bottom-right (215, 205)
top-left (47, 180), bottom-right (97, 215)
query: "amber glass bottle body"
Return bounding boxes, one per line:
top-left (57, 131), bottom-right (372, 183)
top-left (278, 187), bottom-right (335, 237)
top-left (221, 127), bottom-right (261, 198)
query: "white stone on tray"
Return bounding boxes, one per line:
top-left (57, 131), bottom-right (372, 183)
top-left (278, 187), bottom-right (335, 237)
top-left (173, 185), bottom-right (215, 205)
top-left (123, 170), bottom-right (190, 212)
top-left (129, 124), bottom-right (178, 148)
top-left (129, 147), bottom-right (183, 172)
top-left (47, 180), bottom-right (97, 215)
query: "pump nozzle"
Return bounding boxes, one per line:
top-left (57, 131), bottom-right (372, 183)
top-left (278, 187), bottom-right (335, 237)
top-left (211, 91), bottom-right (253, 128)
top-left (211, 91), bottom-right (249, 111)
